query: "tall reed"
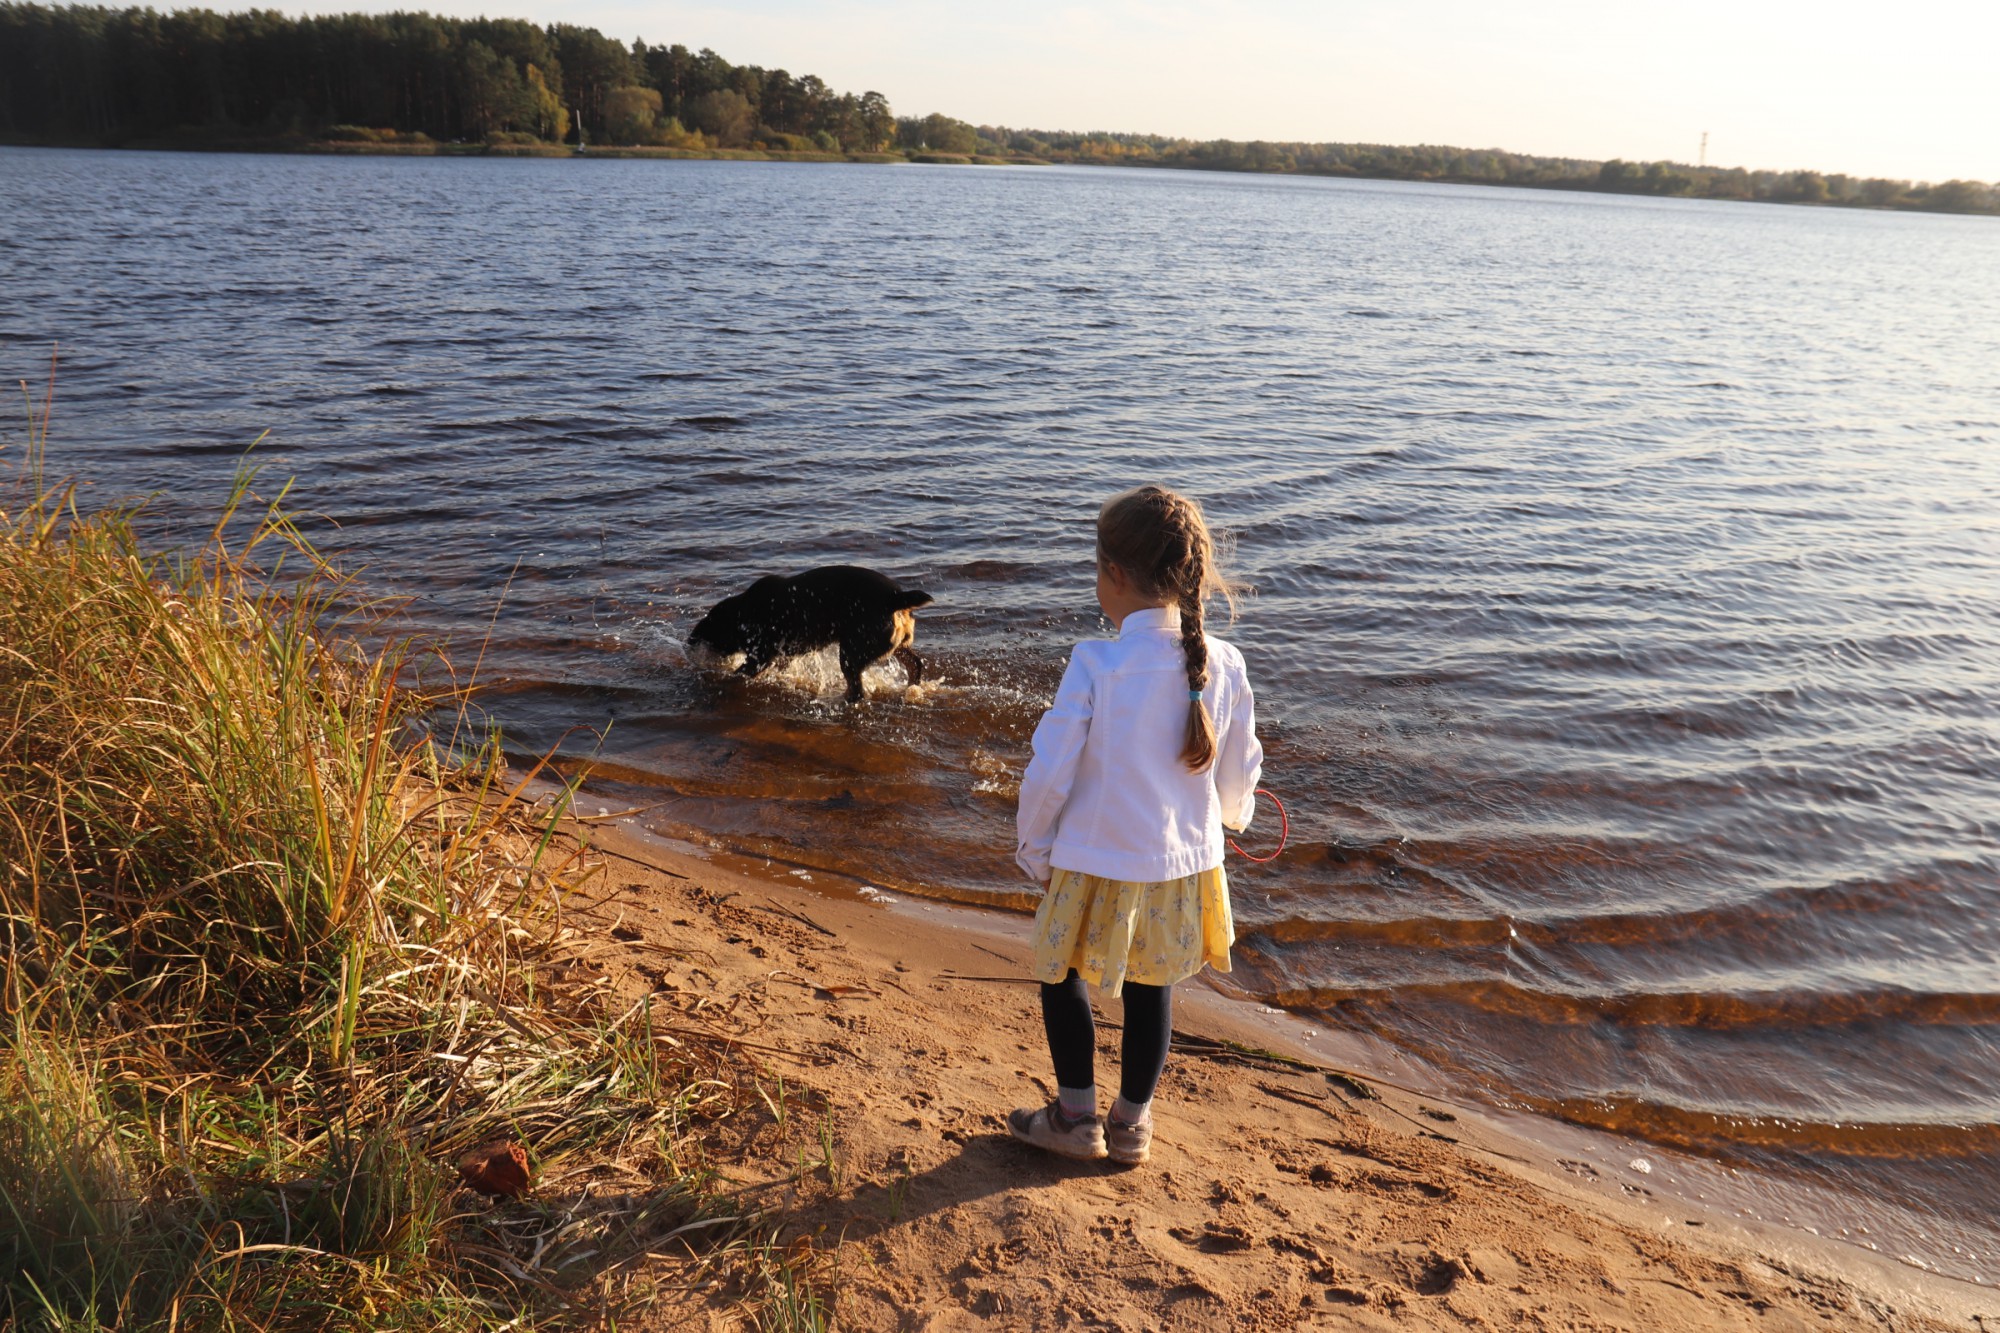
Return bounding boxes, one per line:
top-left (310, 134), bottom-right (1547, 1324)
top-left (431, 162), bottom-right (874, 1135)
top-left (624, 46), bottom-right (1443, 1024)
top-left (0, 386), bottom-right (777, 1329)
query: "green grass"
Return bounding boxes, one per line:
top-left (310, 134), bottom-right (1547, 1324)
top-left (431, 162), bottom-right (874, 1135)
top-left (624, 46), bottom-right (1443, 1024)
top-left (0, 379), bottom-right (811, 1329)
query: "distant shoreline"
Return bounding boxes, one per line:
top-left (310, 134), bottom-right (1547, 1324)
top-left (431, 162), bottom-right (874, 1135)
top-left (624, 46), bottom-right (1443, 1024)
top-left (9, 7), bottom-right (1992, 219)
top-left (9, 134), bottom-right (1995, 219)
top-left (0, 133), bottom-right (1039, 167)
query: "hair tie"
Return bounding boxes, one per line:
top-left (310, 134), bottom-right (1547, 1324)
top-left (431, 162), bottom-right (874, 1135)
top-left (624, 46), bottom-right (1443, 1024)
top-left (1189, 688), bottom-right (1203, 700)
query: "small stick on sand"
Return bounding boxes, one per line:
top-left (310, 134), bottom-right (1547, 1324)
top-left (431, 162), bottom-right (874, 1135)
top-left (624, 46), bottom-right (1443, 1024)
top-left (747, 901), bottom-right (836, 937)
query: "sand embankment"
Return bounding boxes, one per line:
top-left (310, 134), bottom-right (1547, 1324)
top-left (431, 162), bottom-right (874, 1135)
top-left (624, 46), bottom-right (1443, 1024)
top-left (558, 810), bottom-right (1985, 1331)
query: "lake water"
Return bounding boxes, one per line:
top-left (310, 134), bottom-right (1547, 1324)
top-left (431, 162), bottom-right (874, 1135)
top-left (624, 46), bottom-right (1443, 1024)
top-left (3, 146), bottom-right (1996, 1281)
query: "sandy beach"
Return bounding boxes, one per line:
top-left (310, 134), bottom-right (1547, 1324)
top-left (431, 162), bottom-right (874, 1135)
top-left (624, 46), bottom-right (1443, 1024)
top-left (544, 807), bottom-right (1988, 1331)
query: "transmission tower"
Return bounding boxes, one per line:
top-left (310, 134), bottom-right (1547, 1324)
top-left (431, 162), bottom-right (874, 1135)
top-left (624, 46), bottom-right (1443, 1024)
top-left (1700, 131), bottom-right (1708, 167)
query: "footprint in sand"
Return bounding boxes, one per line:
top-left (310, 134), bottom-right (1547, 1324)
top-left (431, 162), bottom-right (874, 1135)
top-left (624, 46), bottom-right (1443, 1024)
top-left (1169, 1221), bottom-right (1256, 1253)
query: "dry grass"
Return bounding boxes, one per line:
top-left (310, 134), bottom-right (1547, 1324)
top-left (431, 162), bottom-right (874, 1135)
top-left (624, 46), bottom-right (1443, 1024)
top-left (0, 377), bottom-right (822, 1330)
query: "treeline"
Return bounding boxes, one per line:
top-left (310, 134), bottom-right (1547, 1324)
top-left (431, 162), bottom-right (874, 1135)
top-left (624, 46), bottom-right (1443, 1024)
top-left (0, 3), bottom-right (896, 150)
top-left (951, 126), bottom-right (2000, 216)
top-left (1, 4), bottom-right (1993, 216)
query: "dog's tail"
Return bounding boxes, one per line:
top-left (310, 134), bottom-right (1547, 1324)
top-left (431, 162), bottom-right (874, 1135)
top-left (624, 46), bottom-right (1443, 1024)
top-left (891, 589), bottom-right (934, 611)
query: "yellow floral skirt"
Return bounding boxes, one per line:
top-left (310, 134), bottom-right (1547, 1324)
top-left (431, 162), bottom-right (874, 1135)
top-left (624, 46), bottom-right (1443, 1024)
top-left (1029, 865), bottom-right (1234, 997)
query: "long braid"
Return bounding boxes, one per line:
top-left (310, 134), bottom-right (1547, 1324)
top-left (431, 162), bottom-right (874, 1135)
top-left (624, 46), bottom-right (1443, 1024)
top-left (1170, 492), bottom-right (1218, 772)
top-left (1179, 584), bottom-right (1216, 772)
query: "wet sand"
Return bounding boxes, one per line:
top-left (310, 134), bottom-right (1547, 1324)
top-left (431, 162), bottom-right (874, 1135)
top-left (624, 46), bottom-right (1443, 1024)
top-left (552, 806), bottom-right (1988, 1331)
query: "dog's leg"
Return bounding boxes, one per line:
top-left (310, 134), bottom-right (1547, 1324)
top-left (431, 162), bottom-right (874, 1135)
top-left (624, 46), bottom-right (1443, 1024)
top-left (894, 645), bottom-right (925, 687)
top-left (835, 641), bottom-right (865, 702)
top-left (839, 632), bottom-right (894, 703)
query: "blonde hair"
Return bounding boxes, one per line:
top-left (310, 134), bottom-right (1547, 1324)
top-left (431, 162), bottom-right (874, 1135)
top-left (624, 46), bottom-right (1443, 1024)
top-left (1096, 484), bottom-right (1238, 772)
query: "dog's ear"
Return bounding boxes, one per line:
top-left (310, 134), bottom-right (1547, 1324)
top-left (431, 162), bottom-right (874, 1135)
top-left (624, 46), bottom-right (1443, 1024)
top-left (891, 589), bottom-right (934, 611)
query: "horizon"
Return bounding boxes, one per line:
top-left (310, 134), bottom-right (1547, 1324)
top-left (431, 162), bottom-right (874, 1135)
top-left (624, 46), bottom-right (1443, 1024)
top-left (256, 0), bottom-right (2000, 185)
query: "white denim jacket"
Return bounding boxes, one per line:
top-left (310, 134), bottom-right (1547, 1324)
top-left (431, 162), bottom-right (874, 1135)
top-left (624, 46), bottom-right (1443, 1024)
top-left (1016, 606), bottom-right (1264, 884)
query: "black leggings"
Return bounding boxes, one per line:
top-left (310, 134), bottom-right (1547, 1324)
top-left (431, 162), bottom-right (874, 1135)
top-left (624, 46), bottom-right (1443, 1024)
top-left (1039, 970), bottom-right (1173, 1106)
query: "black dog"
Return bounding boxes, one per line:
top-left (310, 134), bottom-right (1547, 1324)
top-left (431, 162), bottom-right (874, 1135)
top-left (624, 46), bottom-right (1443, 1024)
top-left (687, 566), bottom-right (934, 702)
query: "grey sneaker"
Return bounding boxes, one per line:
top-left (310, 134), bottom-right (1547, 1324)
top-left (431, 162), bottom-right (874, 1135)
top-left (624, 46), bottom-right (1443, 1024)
top-left (1007, 1100), bottom-right (1107, 1161)
top-left (1105, 1114), bottom-right (1153, 1165)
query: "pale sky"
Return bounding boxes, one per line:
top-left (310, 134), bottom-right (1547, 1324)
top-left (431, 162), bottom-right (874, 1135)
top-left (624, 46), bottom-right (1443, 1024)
top-left (287, 1), bottom-right (1997, 183)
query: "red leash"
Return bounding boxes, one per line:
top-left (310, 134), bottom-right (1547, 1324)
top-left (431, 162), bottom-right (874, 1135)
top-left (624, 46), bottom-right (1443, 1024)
top-left (1227, 788), bottom-right (1289, 863)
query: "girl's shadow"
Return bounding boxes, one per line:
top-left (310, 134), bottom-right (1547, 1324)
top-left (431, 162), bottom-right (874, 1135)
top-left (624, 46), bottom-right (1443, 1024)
top-left (833, 1127), bottom-right (1132, 1244)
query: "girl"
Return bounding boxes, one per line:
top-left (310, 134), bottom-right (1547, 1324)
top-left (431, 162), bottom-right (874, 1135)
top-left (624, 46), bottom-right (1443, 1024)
top-left (1010, 484), bottom-right (1264, 1165)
